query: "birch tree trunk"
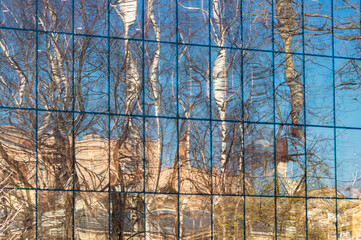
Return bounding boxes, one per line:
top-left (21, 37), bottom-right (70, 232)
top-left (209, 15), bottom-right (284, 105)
top-left (147, 0), bottom-right (162, 191)
top-left (213, 48), bottom-right (228, 191)
top-left (212, 0), bottom-right (229, 193)
top-left (111, 1), bottom-right (140, 239)
top-left (275, 0), bottom-right (304, 195)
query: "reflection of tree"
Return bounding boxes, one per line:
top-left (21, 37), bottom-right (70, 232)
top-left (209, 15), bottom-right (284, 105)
top-left (1, 0), bottom-right (361, 239)
top-left (0, 165), bottom-right (29, 240)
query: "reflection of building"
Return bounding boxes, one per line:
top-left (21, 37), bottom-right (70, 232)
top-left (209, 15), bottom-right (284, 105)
top-left (0, 126), bottom-right (215, 239)
top-left (338, 200), bottom-right (361, 240)
top-left (1, 126), bottom-right (361, 239)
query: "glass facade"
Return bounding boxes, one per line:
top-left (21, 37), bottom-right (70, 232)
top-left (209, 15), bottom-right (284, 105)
top-left (0, 0), bottom-right (361, 239)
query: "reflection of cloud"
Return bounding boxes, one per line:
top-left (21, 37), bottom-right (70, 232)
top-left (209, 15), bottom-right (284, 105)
top-left (255, 139), bottom-right (272, 149)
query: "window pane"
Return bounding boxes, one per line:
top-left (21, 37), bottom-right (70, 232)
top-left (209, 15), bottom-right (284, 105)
top-left (246, 197), bottom-right (275, 239)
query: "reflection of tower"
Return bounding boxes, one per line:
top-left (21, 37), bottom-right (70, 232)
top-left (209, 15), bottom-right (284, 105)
top-left (276, 136), bottom-right (289, 179)
top-left (276, 132), bottom-right (300, 195)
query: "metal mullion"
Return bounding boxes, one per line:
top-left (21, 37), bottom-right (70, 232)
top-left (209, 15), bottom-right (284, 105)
top-left (208, 0), bottom-right (214, 239)
top-left (331, 0), bottom-right (339, 238)
top-left (35, 0), bottom-right (39, 238)
top-left (107, 0), bottom-right (111, 238)
top-left (271, 0), bottom-right (277, 238)
top-left (240, 0), bottom-right (246, 238)
top-left (71, 0), bottom-right (76, 239)
top-left (176, 0), bottom-right (180, 238)
top-left (302, 0), bottom-right (308, 238)
top-left (142, 0), bottom-right (146, 238)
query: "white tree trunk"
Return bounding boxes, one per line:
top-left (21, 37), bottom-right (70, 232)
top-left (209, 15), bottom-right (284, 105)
top-left (212, 48), bottom-right (228, 190)
top-left (276, 0), bottom-right (304, 194)
top-left (0, 40), bottom-right (27, 106)
top-left (148, 0), bottom-right (162, 192)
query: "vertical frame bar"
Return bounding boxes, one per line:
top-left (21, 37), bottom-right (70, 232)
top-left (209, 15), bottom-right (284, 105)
top-left (35, 0), bottom-right (39, 238)
top-left (331, 0), bottom-right (339, 239)
top-left (271, 0), bottom-right (277, 239)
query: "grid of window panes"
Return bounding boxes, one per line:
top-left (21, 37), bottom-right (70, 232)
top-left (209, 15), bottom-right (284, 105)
top-left (1, 0), bottom-right (361, 239)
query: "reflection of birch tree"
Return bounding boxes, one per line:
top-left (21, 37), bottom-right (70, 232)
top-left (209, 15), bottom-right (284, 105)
top-left (2, 0), bottom-right (361, 238)
top-left (0, 0), bottom-right (108, 238)
top-left (274, 0), bottom-right (305, 195)
top-left (110, 1), bottom-right (143, 239)
top-left (211, 0), bottom-right (242, 191)
top-left (0, 166), bottom-right (27, 240)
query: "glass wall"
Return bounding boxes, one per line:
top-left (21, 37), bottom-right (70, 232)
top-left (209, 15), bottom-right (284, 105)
top-left (0, 0), bottom-right (361, 239)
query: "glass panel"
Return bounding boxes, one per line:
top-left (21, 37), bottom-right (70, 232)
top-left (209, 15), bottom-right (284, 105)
top-left (110, 0), bottom-right (143, 39)
top-left (178, 0), bottom-right (209, 45)
top-left (213, 196), bottom-right (244, 239)
top-left (213, 121), bottom-right (243, 195)
top-left (274, 0), bottom-right (302, 54)
top-left (38, 190), bottom-right (72, 239)
top-left (180, 120), bottom-right (211, 194)
top-left (242, 0), bottom-right (272, 50)
top-left (244, 124), bottom-right (274, 196)
top-left (210, 0), bottom-right (241, 48)
top-left (1, 190), bottom-right (36, 239)
top-left (110, 39), bottom-right (142, 115)
top-left (110, 116), bottom-right (143, 192)
top-left (110, 193), bottom-right (144, 239)
top-left (211, 48), bottom-right (242, 121)
top-left (75, 113), bottom-right (109, 191)
top-left (243, 51), bottom-right (274, 123)
top-left (0, 109), bottom-right (36, 188)
top-left (74, 36), bottom-right (108, 113)
top-left (38, 33), bottom-right (73, 111)
top-left (277, 198), bottom-right (306, 239)
top-left (305, 56), bottom-right (333, 126)
top-left (335, 58), bottom-right (361, 128)
top-left (336, 129), bottom-right (361, 198)
top-left (0, 0), bottom-right (36, 29)
top-left (338, 199), bottom-right (361, 239)
top-left (306, 127), bottom-right (335, 198)
top-left (75, 192), bottom-right (109, 239)
top-left (0, 29), bottom-right (36, 108)
top-left (245, 197), bottom-right (275, 239)
top-left (144, 42), bottom-right (177, 117)
top-left (334, 0), bottom-right (361, 58)
top-left (179, 195), bottom-right (211, 239)
top-left (2, 1), bottom-right (361, 239)
top-left (38, 111), bottom-right (73, 190)
top-left (146, 194), bottom-right (178, 239)
top-left (39, 0), bottom-right (73, 32)
top-left (308, 199), bottom-right (336, 239)
top-left (145, 0), bottom-right (176, 42)
top-left (275, 53), bottom-right (304, 125)
top-left (145, 117), bottom-right (178, 193)
top-left (304, 0), bottom-right (332, 56)
top-left (276, 125), bottom-right (305, 197)
top-left (74, 0), bottom-right (107, 36)
top-left (178, 45), bottom-right (210, 119)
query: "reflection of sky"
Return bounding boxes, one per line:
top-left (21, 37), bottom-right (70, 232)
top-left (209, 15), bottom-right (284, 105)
top-left (2, 0), bottom-right (361, 198)
top-left (336, 129), bottom-right (361, 197)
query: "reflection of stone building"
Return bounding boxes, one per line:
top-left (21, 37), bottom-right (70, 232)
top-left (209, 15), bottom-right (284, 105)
top-left (338, 200), bottom-right (361, 240)
top-left (0, 126), bottom-right (215, 239)
top-left (1, 126), bottom-right (361, 239)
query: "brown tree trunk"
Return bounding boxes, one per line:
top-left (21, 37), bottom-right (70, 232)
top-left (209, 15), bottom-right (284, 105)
top-left (111, 192), bottom-right (126, 240)
top-left (65, 191), bottom-right (73, 239)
